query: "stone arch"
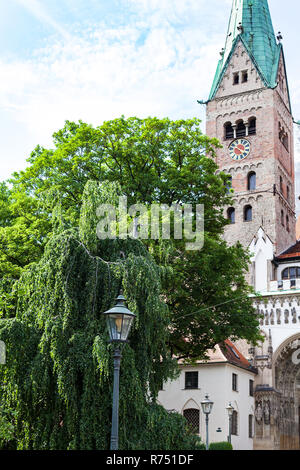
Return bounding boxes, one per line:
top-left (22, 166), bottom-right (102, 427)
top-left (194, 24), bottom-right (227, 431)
top-left (182, 399), bottom-right (200, 413)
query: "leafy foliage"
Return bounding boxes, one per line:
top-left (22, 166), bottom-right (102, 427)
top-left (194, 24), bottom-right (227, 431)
top-left (0, 183), bottom-right (199, 449)
top-left (209, 441), bottom-right (233, 450)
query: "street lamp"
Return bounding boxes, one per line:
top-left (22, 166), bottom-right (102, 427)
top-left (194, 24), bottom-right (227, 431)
top-left (201, 394), bottom-right (214, 450)
top-left (226, 402), bottom-right (234, 444)
top-left (103, 291), bottom-right (136, 451)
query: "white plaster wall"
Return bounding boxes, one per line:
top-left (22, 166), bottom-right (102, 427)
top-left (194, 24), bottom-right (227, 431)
top-left (158, 363), bottom-right (255, 450)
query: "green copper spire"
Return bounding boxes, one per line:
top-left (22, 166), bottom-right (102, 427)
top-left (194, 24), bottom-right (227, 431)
top-left (209, 0), bottom-right (282, 100)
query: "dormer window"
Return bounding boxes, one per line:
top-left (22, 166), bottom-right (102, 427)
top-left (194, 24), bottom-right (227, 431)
top-left (233, 73), bottom-right (239, 85)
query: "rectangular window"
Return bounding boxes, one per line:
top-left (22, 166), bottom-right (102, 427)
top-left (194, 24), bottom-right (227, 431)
top-left (232, 373), bottom-right (238, 391)
top-left (233, 72), bottom-right (239, 85)
top-left (232, 411), bottom-right (238, 436)
top-left (185, 371), bottom-right (198, 389)
top-left (242, 70), bottom-right (248, 83)
top-left (249, 379), bottom-right (254, 397)
top-left (249, 415), bottom-right (254, 438)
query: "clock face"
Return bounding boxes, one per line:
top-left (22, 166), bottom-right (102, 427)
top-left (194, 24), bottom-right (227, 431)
top-left (229, 139), bottom-right (251, 161)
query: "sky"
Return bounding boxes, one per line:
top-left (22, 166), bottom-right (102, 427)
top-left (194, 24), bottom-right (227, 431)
top-left (0, 0), bottom-right (300, 185)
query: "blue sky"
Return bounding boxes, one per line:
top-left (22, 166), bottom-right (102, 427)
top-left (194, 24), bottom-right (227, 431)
top-left (0, 0), bottom-right (299, 182)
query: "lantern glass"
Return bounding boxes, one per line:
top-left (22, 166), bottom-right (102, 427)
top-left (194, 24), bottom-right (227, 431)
top-left (106, 313), bottom-right (135, 342)
top-left (226, 403), bottom-right (234, 417)
top-left (201, 395), bottom-right (214, 415)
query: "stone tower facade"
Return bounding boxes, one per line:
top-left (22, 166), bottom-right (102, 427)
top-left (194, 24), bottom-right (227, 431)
top-left (206, 0), bottom-right (296, 257)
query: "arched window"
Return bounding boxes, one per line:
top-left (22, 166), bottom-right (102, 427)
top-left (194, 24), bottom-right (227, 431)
top-left (183, 409), bottom-right (200, 434)
top-left (244, 205), bottom-right (252, 222)
top-left (248, 172), bottom-right (256, 190)
top-left (286, 215), bottom-right (290, 232)
top-left (225, 122), bottom-right (234, 140)
top-left (248, 118), bottom-right (256, 135)
top-left (287, 185), bottom-right (290, 201)
top-left (281, 210), bottom-right (284, 226)
top-left (282, 267), bottom-right (300, 280)
top-left (236, 121), bottom-right (246, 138)
top-left (227, 207), bottom-right (235, 224)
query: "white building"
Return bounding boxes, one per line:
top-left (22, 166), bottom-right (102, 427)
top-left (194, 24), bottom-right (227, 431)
top-left (158, 340), bottom-right (256, 450)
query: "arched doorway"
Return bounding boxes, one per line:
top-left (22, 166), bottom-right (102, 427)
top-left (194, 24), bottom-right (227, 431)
top-left (273, 334), bottom-right (300, 449)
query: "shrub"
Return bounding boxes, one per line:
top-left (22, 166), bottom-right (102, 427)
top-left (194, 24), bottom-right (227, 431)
top-left (209, 441), bottom-right (233, 450)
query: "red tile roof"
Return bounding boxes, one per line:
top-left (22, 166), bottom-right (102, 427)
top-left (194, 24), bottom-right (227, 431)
top-left (220, 339), bottom-right (253, 370)
top-left (276, 240), bottom-right (300, 260)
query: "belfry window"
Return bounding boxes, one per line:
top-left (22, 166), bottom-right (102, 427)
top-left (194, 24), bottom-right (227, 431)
top-left (244, 205), bottom-right (252, 222)
top-left (248, 118), bottom-right (256, 135)
top-left (227, 207), bottom-right (235, 224)
top-left (282, 267), bottom-right (300, 280)
top-left (248, 172), bottom-right (256, 191)
top-left (225, 123), bottom-right (234, 140)
top-left (236, 121), bottom-right (246, 138)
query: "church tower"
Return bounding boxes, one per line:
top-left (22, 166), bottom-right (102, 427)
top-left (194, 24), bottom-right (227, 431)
top-left (206, 0), bottom-right (296, 259)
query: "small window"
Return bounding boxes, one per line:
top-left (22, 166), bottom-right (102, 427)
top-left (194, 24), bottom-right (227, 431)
top-left (249, 379), bottom-right (254, 397)
top-left (248, 118), bottom-right (256, 135)
top-left (227, 207), bottom-right (235, 224)
top-left (232, 373), bottom-right (238, 391)
top-left (236, 121), bottom-right (246, 138)
top-left (280, 176), bottom-right (283, 192)
top-left (283, 134), bottom-right (289, 151)
top-left (287, 185), bottom-right (290, 201)
top-left (286, 215), bottom-right (290, 232)
top-left (233, 73), bottom-right (239, 85)
top-left (225, 123), bottom-right (234, 140)
top-left (183, 409), bottom-right (200, 434)
top-left (281, 210), bottom-right (284, 226)
top-left (185, 371), bottom-right (198, 389)
top-left (244, 205), bottom-right (252, 222)
top-left (232, 411), bottom-right (238, 435)
top-left (249, 415), bottom-right (254, 438)
top-left (242, 71), bottom-right (248, 83)
top-left (248, 172), bottom-right (256, 191)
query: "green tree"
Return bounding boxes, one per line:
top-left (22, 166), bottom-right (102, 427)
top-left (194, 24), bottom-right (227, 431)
top-left (0, 184), bottom-right (199, 450)
top-left (1, 116), bottom-right (260, 356)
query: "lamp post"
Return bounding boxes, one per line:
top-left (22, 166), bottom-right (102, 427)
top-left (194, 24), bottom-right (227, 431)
top-left (102, 291), bottom-right (136, 451)
top-left (226, 402), bottom-right (234, 444)
top-left (201, 394), bottom-right (214, 450)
